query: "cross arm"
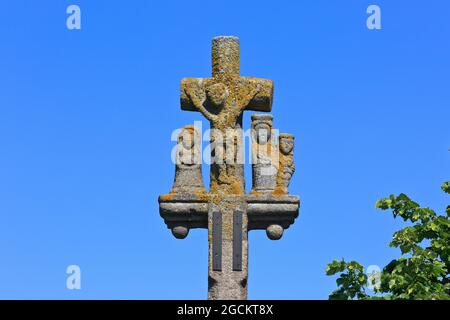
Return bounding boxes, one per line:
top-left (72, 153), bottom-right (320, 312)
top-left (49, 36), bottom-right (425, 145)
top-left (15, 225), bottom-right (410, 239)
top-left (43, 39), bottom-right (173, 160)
top-left (239, 77), bottom-right (274, 112)
top-left (180, 78), bottom-right (204, 111)
top-left (180, 77), bottom-right (217, 122)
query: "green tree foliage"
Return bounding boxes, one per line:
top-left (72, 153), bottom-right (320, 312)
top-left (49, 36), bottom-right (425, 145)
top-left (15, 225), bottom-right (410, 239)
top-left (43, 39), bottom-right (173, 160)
top-left (326, 182), bottom-right (450, 300)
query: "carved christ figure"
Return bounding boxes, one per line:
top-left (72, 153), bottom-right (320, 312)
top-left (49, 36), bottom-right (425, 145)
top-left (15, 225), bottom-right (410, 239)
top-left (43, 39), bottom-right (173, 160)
top-left (181, 79), bottom-right (262, 189)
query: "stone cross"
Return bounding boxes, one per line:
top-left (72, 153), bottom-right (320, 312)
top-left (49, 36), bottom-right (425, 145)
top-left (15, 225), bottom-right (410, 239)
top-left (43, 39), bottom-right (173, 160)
top-left (180, 36), bottom-right (274, 193)
top-left (159, 36), bottom-right (300, 300)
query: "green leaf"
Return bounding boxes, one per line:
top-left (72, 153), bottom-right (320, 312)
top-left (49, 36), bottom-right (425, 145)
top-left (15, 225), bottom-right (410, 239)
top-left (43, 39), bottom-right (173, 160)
top-left (441, 181), bottom-right (450, 194)
top-left (327, 182), bottom-right (450, 300)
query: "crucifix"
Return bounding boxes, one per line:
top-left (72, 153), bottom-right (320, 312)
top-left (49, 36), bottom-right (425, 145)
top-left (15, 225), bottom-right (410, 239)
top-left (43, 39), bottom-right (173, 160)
top-left (158, 36), bottom-right (300, 300)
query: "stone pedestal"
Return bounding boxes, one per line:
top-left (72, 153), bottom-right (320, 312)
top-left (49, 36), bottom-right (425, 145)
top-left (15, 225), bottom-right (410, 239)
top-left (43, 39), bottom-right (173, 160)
top-left (159, 193), bottom-right (300, 298)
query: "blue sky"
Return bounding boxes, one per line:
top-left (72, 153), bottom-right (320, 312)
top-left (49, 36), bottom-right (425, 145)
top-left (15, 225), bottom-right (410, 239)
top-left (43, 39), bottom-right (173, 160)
top-left (0, 0), bottom-right (449, 299)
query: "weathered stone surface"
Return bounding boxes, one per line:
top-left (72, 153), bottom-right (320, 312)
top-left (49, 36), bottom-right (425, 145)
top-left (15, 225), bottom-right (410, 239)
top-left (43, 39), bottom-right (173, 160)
top-left (266, 224), bottom-right (284, 240)
top-left (251, 114), bottom-right (277, 193)
top-left (207, 196), bottom-right (248, 300)
top-left (171, 125), bottom-right (205, 194)
top-left (180, 36), bottom-right (273, 194)
top-left (246, 193), bottom-right (300, 233)
top-left (158, 193), bottom-right (208, 234)
top-left (158, 36), bottom-right (300, 300)
top-left (275, 134), bottom-right (295, 195)
top-left (172, 225), bottom-right (189, 239)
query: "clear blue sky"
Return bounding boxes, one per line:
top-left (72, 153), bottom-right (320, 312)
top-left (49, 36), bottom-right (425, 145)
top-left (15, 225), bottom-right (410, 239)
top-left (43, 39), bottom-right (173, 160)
top-left (0, 1), bottom-right (449, 299)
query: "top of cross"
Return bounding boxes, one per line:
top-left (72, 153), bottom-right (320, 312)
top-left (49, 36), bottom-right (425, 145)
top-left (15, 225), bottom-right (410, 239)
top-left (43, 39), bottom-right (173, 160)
top-left (180, 36), bottom-right (274, 127)
top-left (211, 36), bottom-right (240, 78)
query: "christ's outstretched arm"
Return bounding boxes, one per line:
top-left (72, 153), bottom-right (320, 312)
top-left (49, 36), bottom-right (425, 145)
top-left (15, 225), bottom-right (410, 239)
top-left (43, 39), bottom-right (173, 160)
top-left (181, 78), bottom-right (217, 122)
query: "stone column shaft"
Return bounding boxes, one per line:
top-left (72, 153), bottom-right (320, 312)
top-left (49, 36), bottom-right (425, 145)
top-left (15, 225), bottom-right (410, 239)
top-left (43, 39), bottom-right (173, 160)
top-left (208, 197), bottom-right (248, 300)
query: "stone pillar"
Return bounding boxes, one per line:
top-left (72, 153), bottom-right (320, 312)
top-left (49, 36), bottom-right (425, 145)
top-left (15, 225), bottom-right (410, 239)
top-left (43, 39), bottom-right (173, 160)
top-left (208, 196), bottom-right (248, 300)
top-left (212, 36), bottom-right (240, 77)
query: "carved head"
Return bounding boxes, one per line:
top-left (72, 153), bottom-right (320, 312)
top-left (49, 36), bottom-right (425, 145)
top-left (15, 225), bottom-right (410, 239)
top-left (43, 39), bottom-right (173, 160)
top-left (180, 126), bottom-right (196, 150)
top-left (206, 83), bottom-right (229, 107)
top-left (255, 123), bottom-right (271, 144)
top-left (251, 114), bottom-right (273, 145)
top-left (279, 134), bottom-right (294, 155)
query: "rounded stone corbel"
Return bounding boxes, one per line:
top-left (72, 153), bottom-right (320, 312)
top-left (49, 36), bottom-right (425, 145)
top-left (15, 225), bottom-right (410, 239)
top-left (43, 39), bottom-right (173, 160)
top-left (266, 224), bottom-right (284, 240)
top-left (171, 225), bottom-right (189, 239)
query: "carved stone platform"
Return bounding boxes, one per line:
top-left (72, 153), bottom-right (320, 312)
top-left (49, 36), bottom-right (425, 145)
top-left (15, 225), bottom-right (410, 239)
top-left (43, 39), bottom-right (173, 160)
top-left (158, 193), bottom-right (208, 238)
top-left (159, 193), bottom-right (300, 240)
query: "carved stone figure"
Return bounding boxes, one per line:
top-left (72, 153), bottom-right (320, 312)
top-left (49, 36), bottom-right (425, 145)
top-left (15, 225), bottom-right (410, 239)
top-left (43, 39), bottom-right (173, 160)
top-left (251, 114), bottom-right (277, 193)
top-left (276, 134), bottom-right (295, 194)
top-left (170, 125), bottom-right (205, 194)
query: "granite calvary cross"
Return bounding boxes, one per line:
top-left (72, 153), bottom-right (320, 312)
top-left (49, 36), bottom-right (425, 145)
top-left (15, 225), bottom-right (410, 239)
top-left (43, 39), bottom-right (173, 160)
top-left (158, 36), bottom-right (300, 300)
